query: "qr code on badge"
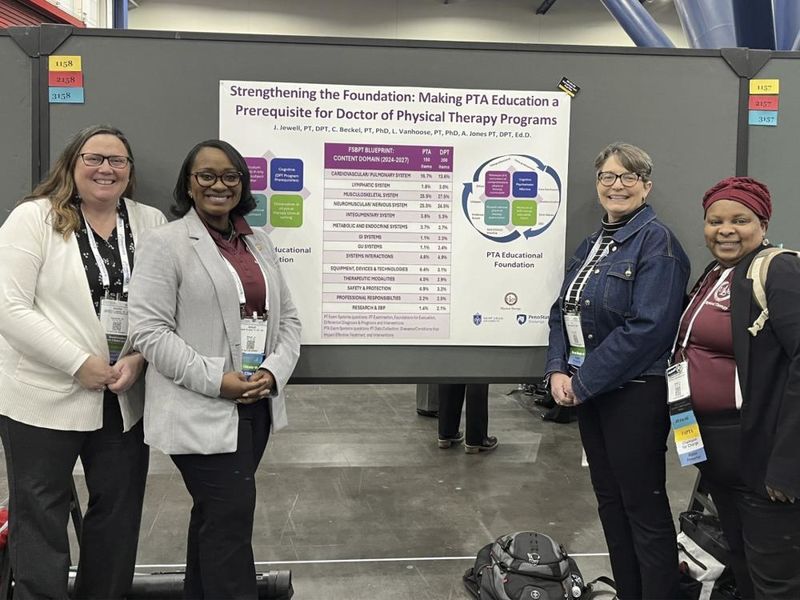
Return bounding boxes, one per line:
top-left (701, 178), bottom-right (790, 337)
top-left (112, 319), bottom-right (123, 333)
top-left (246, 335), bottom-right (256, 350)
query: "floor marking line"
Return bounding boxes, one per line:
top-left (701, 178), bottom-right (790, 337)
top-left (134, 552), bottom-right (610, 570)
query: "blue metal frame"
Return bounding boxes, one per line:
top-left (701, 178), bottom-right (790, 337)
top-left (113, 0), bottom-right (128, 29)
top-left (772, 0), bottom-right (800, 50)
top-left (673, 0), bottom-right (737, 49)
top-left (733, 0), bottom-right (775, 50)
top-left (599, 0), bottom-right (675, 48)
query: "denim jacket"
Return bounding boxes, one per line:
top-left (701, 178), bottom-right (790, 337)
top-left (546, 204), bottom-right (690, 403)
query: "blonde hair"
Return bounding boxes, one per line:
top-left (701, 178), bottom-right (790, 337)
top-left (23, 125), bottom-right (136, 238)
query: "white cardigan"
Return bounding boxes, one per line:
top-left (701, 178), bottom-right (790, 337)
top-left (0, 197), bottom-right (167, 431)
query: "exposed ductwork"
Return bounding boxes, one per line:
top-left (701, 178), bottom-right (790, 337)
top-left (599, 0), bottom-right (675, 47)
top-left (673, 0), bottom-right (737, 48)
top-left (535, 0), bottom-right (558, 15)
top-left (771, 0), bottom-right (800, 50)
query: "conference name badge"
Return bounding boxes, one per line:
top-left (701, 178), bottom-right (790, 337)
top-left (565, 313), bottom-right (586, 367)
top-left (100, 298), bottom-right (128, 364)
top-left (241, 313), bottom-right (267, 377)
top-left (666, 362), bottom-right (706, 466)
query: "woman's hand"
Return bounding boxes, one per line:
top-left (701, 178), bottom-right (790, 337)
top-left (75, 355), bottom-right (119, 392)
top-left (767, 485), bottom-right (796, 503)
top-left (244, 369), bottom-right (275, 400)
top-left (551, 372), bottom-right (577, 406)
top-left (108, 353), bottom-right (145, 394)
top-left (222, 369), bottom-right (275, 406)
top-left (219, 371), bottom-right (263, 404)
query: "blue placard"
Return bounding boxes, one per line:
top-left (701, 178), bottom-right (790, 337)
top-left (512, 171), bottom-right (538, 198)
top-left (270, 158), bottom-right (304, 192)
top-left (748, 110), bottom-right (778, 127)
top-left (49, 87), bottom-right (85, 104)
top-left (678, 448), bottom-right (707, 467)
top-left (670, 410), bottom-right (697, 429)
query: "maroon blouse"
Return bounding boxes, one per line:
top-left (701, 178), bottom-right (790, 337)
top-left (204, 215), bottom-right (267, 318)
top-left (675, 265), bottom-right (738, 414)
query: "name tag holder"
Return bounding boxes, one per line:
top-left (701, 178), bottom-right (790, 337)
top-left (665, 361), bottom-right (706, 466)
top-left (565, 311), bottom-right (586, 367)
top-left (100, 294), bottom-right (128, 364)
top-left (241, 311), bottom-right (268, 378)
top-left (82, 207), bottom-right (131, 365)
top-left (223, 258), bottom-right (270, 378)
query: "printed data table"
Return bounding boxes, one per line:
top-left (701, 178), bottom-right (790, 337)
top-left (323, 143), bottom-right (453, 340)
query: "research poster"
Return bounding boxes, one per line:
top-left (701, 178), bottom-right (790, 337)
top-left (220, 81), bottom-right (570, 346)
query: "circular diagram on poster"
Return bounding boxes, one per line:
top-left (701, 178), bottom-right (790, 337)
top-left (461, 154), bottom-right (563, 243)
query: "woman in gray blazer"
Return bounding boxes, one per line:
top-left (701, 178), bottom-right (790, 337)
top-left (128, 140), bottom-right (301, 598)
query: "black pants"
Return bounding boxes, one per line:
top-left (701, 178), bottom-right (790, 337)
top-left (171, 399), bottom-right (271, 600)
top-left (437, 383), bottom-right (488, 446)
top-left (577, 377), bottom-right (680, 600)
top-left (0, 393), bottom-right (149, 600)
top-left (697, 413), bottom-right (800, 600)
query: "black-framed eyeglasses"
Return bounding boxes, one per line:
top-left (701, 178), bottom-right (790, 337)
top-left (597, 171), bottom-right (642, 187)
top-left (79, 153), bottom-right (132, 169)
top-left (192, 171), bottom-right (242, 188)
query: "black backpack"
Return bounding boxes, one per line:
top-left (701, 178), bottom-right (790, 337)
top-left (463, 531), bottom-right (593, 600)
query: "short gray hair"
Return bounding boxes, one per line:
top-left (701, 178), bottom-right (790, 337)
top-left (594, 142), bottom-right (653, 182)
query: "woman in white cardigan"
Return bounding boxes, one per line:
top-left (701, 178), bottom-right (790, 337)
top-left (0, 125), bottom-right (166, 599)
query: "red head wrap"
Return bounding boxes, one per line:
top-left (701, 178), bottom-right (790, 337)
top-left (701, 176), bottom-right (772, 221)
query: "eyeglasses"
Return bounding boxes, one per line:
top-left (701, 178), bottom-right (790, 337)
top-left (79, 153), bottom-right (132, 169)
top-left (192, 171), bottom-right (242, 188)
top-left (597, 171), bottom-right (642, 187)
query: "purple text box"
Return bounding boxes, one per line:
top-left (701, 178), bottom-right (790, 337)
top-left (325, 143), bottom-right (454, 172)
top-left (245, 157), bottom-right (268, 191)
top-left (485, 171), bottom-right (510, 197)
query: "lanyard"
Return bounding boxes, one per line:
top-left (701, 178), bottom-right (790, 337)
top-left (670, 265), bottom-right (733, 358)
top-left (566, 234), bottom-right (610, 311)
top-left (81, 207), bottom-right (131, 294)
top-left (222, 258), bottom-right (270, 315)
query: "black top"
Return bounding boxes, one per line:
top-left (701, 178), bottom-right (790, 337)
top-left (75, 201), bottom-right (135, 316)
top-left (716, 246), bottom-right (800, 498)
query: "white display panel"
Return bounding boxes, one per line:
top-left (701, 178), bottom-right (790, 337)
top-left (220, 81), bottom-right (570, 346)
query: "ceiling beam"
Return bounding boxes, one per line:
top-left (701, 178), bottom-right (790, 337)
top-left (536, 0), bottom-right (558, 15)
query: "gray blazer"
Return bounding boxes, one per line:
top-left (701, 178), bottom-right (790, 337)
top-left (127, 209), bottom-right (301, 455)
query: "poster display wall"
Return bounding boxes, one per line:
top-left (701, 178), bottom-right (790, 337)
top-left (220, 81), bottom-right (570, 346)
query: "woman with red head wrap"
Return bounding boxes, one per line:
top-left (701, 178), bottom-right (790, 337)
top-left (673, 176), bottom-right (800, 598)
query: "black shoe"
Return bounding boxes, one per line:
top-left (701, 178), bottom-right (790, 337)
top-left (438, 431), bottom-right (465, 448)
top-left (417, 408), bottom-right (439, 418)
top-left (465, 436), bottom-right (498, 454)
top-left (542, 405), bottom-right (576, 423)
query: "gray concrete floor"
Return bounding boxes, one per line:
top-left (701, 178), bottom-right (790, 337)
top-left (0, 384), bottom-right (698, 599)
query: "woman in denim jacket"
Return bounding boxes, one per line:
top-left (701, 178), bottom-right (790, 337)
top-left (546, 142), bottom-right (690, 599)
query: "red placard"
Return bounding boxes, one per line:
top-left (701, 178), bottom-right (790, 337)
top-left (48, 71), bottom-right (83, 87)
top-left (749, 95), bottom-right (779, 111)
